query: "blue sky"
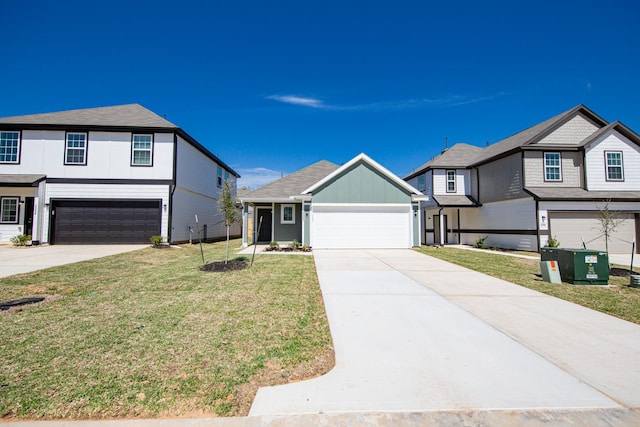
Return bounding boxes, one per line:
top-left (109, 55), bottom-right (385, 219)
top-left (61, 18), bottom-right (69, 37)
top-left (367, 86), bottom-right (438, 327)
top-left (2, 0), bottom-right (639, 189)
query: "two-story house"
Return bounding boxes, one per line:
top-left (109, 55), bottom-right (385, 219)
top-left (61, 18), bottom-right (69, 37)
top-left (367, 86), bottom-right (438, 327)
top-left (405, 105), bottom-right (640, 253)
top-left (0, 104), bottom-right (240, 245)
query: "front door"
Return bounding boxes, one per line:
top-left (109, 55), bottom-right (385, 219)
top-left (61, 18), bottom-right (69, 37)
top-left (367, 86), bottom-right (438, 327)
top-left (256, 208), bottom-right (272, 242)
top-left (434, 214), bottom-right (448, 245)
top-left (24, 197), bottom-right (34, 236)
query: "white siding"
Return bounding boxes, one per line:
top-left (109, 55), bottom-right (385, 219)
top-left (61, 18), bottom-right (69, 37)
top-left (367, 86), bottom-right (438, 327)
top-left (175, 136), bottom-right (235, 198)
top-left (171, 187), bottom-right (240, 243)
top-left (8, 130), bottom-right (174, 179)
top-left (536, 113), bottom-right (599, 145)
top-left (585, 130), bottom-right (640, 191)
top-left (432, 169), bottom-right (468, 195)
top-left (459, 198), bottom-right (538, 251)
top-left (42, 184), bottom-right (170, 243)
top-left (0, 188), bottom-right (37, 242)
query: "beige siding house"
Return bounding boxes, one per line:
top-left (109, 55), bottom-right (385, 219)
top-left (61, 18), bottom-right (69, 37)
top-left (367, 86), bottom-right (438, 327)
top-left (405, 105), bottom-right (640, 253)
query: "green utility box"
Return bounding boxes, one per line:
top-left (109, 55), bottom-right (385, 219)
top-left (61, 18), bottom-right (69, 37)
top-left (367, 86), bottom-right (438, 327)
top-left (555, 248), bottom-right (609, 285)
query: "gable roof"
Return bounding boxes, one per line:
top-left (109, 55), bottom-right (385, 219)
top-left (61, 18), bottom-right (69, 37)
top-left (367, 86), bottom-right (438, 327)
top-left (577, 120), bottom-right (640, 149)
top-left (470, 105), bottom-right (607, 166)
top-left (0, 104), bottom-right (177, 129)
top-left (0, 104), bottom-right (240, 177)
top-left (303, 153), bottom-right (425, 197)
top-left (404, 105), bottom-right (610, 178)
top-left (241, 160), bottom-right (340, 201)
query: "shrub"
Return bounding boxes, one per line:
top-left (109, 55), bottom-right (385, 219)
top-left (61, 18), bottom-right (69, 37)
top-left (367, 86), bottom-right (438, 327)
top-left (474, 236), bottom-right (488, 249)
top-left (10, 234), bottom-right (32, 247)
top-left (290, 239), bottom-right (301, 250)
top-left (150, 235), bottom-right (164, 247)
top-left (546, 235), bottom-right (560, 248)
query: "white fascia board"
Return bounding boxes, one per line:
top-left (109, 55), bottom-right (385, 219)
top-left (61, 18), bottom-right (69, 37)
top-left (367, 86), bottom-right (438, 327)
top-left (240, 197), bottom-right (296, 203)
top-left (412, 195), bottom-right (430, 202)
top-left (301, 153), bottom-right (425, 196)
top-left (290, 195), bottom-right (312, 201)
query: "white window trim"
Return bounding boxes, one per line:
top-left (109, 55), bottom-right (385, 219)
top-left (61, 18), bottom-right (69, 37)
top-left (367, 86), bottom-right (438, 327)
top-left (0, 131), bottom-right (20, 164)
top-left (65, 132), bottom-right (87, 165)
top-left (0, 196), bottom-right (19, 224)
top-left (605, 151), bottom-right (624, 181)
top-left (131, 134), bottom-right (153, 166)
top-left (446, 170), bottom-right (456, 193)
top-left (281, 204), bottom-right (295, 224)
top-left (544, 152), bottom-right (562, 182)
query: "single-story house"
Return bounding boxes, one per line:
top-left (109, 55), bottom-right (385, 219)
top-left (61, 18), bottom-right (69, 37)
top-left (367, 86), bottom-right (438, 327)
top-left (240, 153), bottom-right (426, 249)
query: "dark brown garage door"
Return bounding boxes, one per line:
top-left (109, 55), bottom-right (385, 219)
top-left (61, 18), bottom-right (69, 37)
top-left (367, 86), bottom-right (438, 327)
top-left (51, 200), bottom-right (161, 244)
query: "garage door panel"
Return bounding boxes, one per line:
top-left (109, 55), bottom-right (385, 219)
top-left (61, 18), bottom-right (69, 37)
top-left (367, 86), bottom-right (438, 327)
top-left (549, 212), bottom-right (635, 253)
top-left (312, 205), bottom-right (411, 249)
top-left (53, 200), bottom-right (161, 244)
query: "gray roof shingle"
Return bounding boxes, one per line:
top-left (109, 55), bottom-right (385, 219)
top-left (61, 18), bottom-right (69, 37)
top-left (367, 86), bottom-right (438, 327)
top-left (242, 160), bottom-right (339, 200)
top-left (525, 187), bottom-right (640, 200)
top-left (0, 104), bottom-right (177, 128)
top-left (405, 105), bottom-right (610, 178)
top-left (432, 195), bottom-right (479, 206)
top-left (404, 143), bottom-right (484, 179)
top-left (0, 174), bottom-right (46, 186)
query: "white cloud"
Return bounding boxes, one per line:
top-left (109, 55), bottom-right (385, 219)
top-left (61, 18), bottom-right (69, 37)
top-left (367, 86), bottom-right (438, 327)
top-left (266, 93), bottom-right (504, 111)
top-left (266, 95), bottom-right (326, 109)
top-left (237, 167), bottom-right (286, 190)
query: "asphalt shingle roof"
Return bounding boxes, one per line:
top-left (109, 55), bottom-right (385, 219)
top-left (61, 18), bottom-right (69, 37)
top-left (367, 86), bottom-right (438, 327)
top-left (525, 187), bottom-right (640, 200)
top-left (243, 160), bottom-right (339, 199)
top-left (0, 104), bottom-right (177, 128)
top-left (432, 195), bottom-right (478, 207)
top-left (0, 174), bottom-right (46, 186)
top-left (405, 105), bottom-right (610, 178)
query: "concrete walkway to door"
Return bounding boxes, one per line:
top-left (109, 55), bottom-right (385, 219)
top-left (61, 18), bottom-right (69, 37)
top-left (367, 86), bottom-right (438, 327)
top-left (0, 244), bottom-right (148, 278)
top-left (249, 249), bottom-right (640, 416)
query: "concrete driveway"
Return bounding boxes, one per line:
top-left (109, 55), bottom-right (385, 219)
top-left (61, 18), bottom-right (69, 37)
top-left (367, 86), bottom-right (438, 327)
top-left (0, 244), bottom-right (148, 278)
top-left (250, 249), bottom-right (640, 416)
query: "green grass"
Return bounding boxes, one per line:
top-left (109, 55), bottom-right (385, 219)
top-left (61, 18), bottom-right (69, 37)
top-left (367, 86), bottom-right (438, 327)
top-left (0, 240), bottom-right (333, 419)
top-left (417, 246), bottom-right (640, 325)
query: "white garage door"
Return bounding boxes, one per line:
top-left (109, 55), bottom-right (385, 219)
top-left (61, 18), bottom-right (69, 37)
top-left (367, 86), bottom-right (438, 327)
top-left (549, 212), bottom-right (636, 253)
top-left (311, 205), bottom-right (412, 249)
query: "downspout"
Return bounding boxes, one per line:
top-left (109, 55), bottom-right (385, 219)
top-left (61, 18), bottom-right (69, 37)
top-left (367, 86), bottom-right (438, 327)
top-left (438, 206), bottom-right (444, 246)
top-left (457, 208), bottom-right (461, 244)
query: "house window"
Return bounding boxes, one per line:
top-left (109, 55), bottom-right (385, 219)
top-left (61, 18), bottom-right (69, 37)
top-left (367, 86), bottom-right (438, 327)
top-left (0, 131), bottom-right (20, 163)
top-left (0, 197), bottom-right (19, 223)
top-left (65, 132), bottom-right (87, 165)
top-left (281, 204), bottom-right (295, 224)
top-left (544, 152), bottom-right (562, 181)
top-left (131, 134), bottom-right (153, 166)
top-left (217, 166), bottom-right (223, 187)
top-left (418, 174), bottom-right (426, 192)
top-left (225, 171), bottom-right (230, 182)
top-left (446, 170), bottom-right (456, 193)
top-left (605, 151), bottom-right (624, 181)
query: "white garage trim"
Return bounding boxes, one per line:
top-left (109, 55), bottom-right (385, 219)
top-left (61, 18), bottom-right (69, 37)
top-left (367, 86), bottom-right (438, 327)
top-left (311, 204), bottom-right (412, 249)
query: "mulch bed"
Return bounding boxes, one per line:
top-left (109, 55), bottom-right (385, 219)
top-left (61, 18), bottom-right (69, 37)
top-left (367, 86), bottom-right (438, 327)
top-left (200, 260), bottom-right (248, 272)
top-left (610, 267), bottom-right (637, 277)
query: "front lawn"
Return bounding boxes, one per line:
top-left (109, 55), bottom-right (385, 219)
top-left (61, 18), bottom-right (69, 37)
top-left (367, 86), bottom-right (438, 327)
top-left (0, 240), bottom-right (333, 419)
top-left (417, 246), bottom-right (640, 325)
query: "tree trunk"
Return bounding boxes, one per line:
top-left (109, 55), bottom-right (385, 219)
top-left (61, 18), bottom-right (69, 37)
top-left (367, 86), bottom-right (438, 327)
top-left (225, 224), bottom-right (230, 264)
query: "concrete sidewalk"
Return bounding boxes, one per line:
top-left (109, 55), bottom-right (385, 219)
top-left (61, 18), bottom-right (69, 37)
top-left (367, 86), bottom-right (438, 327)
top-left (0, 244), bottom-right (148, 278)
top-left (249, 249), bottom-right (640, 416)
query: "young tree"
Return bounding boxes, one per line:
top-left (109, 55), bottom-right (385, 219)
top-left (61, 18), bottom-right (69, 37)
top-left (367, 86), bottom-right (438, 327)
top-left (217, 180), bottom-right (241, 264)
top-left (595, 199), bottom-right (625, 256)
